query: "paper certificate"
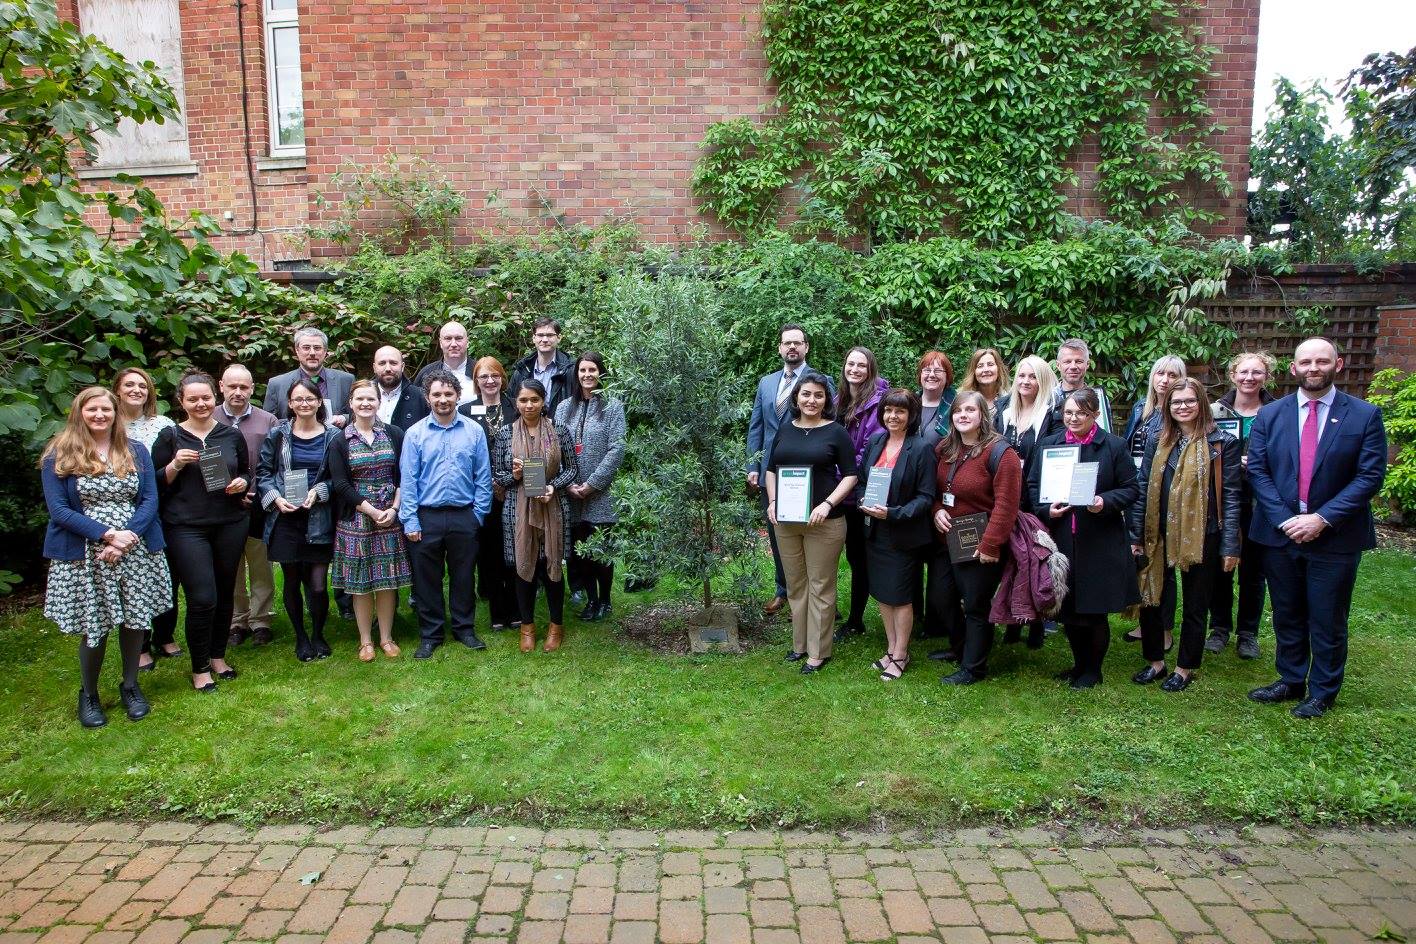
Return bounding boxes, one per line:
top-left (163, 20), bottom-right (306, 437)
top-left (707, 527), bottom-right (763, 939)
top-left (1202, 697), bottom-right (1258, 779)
top-left (1037, 446), bottom-right (1081, 505)
top-left (775, 466), bottom-right (812, 523)
top-left (283, 468), bottom-right (309, 506)
top-left (862, 466), bottom-right (892, 508)
top-left (522, 457), bottom-right (547, 496)
top-left (197, 447), bottom-right (230, 493)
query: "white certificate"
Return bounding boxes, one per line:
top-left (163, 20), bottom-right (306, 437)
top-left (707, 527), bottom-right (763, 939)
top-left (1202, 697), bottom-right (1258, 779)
top-left (776, 466), bottom-right (813, 523)
top-left (1037, 446), bottom-right (1081, 505)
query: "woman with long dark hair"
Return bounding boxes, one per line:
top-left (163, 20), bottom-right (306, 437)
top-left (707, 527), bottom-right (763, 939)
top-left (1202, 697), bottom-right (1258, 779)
top-left (835, 346), bottom-right (889, 639)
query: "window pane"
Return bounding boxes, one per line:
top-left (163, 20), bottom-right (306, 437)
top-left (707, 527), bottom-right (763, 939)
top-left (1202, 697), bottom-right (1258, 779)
top-left (268, 0), bottom-right (297, 11)
top-left (271, 26), bottom-right (304, 148)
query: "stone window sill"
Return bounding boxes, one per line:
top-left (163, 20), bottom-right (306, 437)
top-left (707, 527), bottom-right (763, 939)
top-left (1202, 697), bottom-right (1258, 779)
top-left (75, 161), bottom-right (199, 180)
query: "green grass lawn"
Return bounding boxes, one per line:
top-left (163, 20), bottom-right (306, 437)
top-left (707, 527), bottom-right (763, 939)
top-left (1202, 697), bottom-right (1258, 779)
top-left (0, 550), bottom-right (1412, 829)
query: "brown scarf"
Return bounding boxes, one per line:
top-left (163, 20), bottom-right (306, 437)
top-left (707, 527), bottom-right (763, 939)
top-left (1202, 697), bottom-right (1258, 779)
top-left (1139, 435), bottom-right (1209, 605)
top-left (511, 416), bottom-right (563, 582)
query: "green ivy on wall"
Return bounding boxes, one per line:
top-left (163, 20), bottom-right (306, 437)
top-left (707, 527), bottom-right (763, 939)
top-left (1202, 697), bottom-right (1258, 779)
top-left (693, 0), bottom-right (1229, 245)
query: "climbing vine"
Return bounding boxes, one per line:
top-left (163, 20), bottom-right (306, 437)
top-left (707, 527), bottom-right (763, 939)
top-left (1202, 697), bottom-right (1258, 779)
top-left (693, 0), bottom-right (1229, 245)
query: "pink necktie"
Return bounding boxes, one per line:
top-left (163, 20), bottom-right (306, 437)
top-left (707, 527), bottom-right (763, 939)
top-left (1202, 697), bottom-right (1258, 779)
top-left (1298, 400), bottom-right (1320, 507)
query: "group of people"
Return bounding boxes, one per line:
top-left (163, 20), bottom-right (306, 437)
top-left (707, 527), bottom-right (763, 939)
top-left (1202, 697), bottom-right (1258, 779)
top-left (39, 313), bottom-right (1387, 729)
top-left (40, 318), bottom-right (625, 727)
top-left (747, 328), bottom-right (1386, 720)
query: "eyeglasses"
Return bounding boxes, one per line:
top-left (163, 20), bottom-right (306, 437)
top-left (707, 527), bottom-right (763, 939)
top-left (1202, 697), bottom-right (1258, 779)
top-left (289, 397), bottom-right (320, 405)
top-left (920, 368), bottom-right (947, 377)
top-left (534, 332), bottom-right (559, 339)
top-left (475, 374), bottom-right (500, 381)
top-left (1062, 410), bottom-right (1093, 419)
top-left (1169, 399), bottom-right (1200, 408)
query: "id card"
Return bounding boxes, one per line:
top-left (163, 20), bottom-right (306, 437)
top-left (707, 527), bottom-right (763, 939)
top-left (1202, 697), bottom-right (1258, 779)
top-left (197, 447), bottom-right (230, 493)
top-left (941, 492), bottom-right (955, 508)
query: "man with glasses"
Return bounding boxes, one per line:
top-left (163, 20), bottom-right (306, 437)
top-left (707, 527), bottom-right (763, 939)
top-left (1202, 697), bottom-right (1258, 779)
top-left (263, 326), bottom-right (355, 427)
top-left (414, 321), bottom-right (477, 405)
top-left (746, 324), bottom-right (835, 614)
top-left (510, 318), bottom-right (575, 418)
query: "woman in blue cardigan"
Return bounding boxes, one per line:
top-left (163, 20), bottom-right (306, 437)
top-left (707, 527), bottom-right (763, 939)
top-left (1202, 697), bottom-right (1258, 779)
top-left (40, 387), bottom-right (170, 728)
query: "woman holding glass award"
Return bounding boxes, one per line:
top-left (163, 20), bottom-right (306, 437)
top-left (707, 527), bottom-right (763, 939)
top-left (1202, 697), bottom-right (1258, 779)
top-left (329, 380), bottom-right (410, 662)
top-left (1027, 387), bottom-right (1139, 689)
top-left (766, 373), bottom-right (859, 675)
top-left (256, 378), bottom-right (339, 663)
top-left (150, 372), bottom-right (251, 692)
top-left (856, 389), bottom-right (937, 681)
top-left (928, 391), bottom-right (1022, 685)
top-left (1127, 379), bottom-right (1242, 692)
top-left (493, 378), bottom-right (578, 653)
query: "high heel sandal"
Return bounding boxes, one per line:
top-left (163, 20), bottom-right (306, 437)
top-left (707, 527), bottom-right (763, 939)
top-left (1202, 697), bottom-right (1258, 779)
top-left (871, 652), bottom-right (892, 671)
top-left (880, 654), bottom-right (910, 682)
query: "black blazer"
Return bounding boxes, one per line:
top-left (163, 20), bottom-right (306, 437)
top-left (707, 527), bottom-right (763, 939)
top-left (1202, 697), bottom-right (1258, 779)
top-left (994, 403), bottom-right (1061, 477)
top-left (854, 432), bottom-right (937, 551)
top-left (458, 393), bottom-right (517, 441)
top-left (387, 383), bottom-right (429, 432)
top-left (328, 423), bottom-right (405, 523)
top-left (1128, 429), bottom-right (1242, 557)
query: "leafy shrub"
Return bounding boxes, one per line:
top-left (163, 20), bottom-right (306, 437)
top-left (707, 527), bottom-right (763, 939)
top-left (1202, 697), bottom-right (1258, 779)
top-left (1368, 368), bottom-right (1416, 517)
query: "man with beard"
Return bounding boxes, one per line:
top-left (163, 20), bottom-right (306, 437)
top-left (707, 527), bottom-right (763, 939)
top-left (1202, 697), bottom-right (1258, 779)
top-left (263, 326), bottom-right (355, 426)
top-left (414, 321), bottom-right (477, 405)
top-left (373, 345), bottom-right (429, 431)
top-left (1245, 337), bottom-right (1386, 718)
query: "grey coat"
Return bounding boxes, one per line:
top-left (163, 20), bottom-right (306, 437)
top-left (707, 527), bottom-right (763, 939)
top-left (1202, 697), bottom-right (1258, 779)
top-left (553, 395), bottom-right (626, 524)
top-left (491, 423), bottom-right (579, 568)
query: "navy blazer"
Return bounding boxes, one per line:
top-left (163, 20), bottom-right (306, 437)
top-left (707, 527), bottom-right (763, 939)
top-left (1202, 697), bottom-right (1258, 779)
top-left (41, 444), bottom-right (166, 561)
top-left (1246, 390), bottom-right (1387, 555)
top-left (746, 366), bottom-right (837, 479)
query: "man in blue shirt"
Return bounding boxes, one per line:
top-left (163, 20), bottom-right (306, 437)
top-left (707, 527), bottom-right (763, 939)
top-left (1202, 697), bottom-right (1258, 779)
top-left (399, 370), bottom-right (494, 658)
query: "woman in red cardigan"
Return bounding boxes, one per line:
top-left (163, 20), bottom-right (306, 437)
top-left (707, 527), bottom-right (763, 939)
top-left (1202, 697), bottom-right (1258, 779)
top-left (929, 391), bottom-right (1022, 685)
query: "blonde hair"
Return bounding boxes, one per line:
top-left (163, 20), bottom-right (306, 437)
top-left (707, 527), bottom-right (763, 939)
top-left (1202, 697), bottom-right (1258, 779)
top-left (1142, 355), bottom-right (1188, 421)
top-left (936, 390), bottom-right (1003, 464)
top-left (112, 366), bottom-right (159, 419)
top-left (958, 348), bottom-right (1011, 403)
top-left (40, 387), bottom-right (136, 478)
top-left (1002, 355), bottom-right (1057, 438)
top-left (1227, 350), bottom-right (1276, 382)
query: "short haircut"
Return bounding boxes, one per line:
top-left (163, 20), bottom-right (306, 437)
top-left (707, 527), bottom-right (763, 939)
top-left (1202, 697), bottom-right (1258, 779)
top-left (788, 371), bottom-right (836, 420)
top-left (293, 326), bottom-right (329, 348)
top-left (288, 377), bottom-right (329, 423)
top-left (533, 316), bottom-right (561, 334)
top-left (876, 387), bottom-right (922, 433)
top-left (176, 370), bottom-right (219, 404)
top-left (780, 323), bottom-right (809, 345)
top-left (421, 367), bottom-right (462, 398)
top-left (473, 355), bottom-right (507, 386)
top-left (916, 350), bottom-right (953, 388)
top-left (1226, 350), bottom-right (1276, 378)
top-left (112, 366), bottom-right (159, 419)
top-left (1061, 386), bottom-right (1100, 416)
top-left (1058, 338), bottom-right (1090, 360)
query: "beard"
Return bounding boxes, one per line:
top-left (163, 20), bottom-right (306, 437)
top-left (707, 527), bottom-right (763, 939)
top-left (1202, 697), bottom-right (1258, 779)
top-left (1299, 368), bottom-right (1335, 392)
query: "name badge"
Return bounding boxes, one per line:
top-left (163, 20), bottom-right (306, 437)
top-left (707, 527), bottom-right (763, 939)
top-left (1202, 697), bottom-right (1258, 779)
top-left (466, 404), bottom-right (487, 416)
top-left (941, 493), bottom-right (955, 508)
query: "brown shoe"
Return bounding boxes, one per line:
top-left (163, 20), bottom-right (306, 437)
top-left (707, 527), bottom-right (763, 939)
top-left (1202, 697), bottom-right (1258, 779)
top-left (520, 623), bottom-right (537, 653)
top-left (358, 643), bottom-right (376, 663)
top-left (380, 641), bottom-right (400, 659)
top-left (763, 595), bottom-right (787, 615)
top-left (544, 623), bottom-right (563, 652)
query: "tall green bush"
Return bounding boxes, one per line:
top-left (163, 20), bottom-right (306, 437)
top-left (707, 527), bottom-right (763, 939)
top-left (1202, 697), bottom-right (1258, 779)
top-left (1369, 368), bottom-right (1416, 518)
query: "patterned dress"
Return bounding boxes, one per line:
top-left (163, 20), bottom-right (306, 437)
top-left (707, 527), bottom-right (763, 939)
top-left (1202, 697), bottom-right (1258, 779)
top-left (43, 471), bottom-right (172, 648)
top-left (331, 426), bottom-right (411, 593)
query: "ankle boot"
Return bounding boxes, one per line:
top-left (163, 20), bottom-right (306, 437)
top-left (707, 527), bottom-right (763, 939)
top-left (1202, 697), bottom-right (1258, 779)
top-left (119, 681), bottom-right (150, 721)
top-left (312, 631), bottom-right (332, 659)
top-left (544, 623), bottom-right (564, 652)
top-left (78, 689), bottom-right (107, 728)
top-left (294, 628), bottom-right (315, 662)
top-left (520, 623), bottom-right (536, 653)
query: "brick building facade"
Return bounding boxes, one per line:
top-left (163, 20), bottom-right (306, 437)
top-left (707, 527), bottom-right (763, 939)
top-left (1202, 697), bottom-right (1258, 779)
top-left (69, 1), bottom-right (1261, 270)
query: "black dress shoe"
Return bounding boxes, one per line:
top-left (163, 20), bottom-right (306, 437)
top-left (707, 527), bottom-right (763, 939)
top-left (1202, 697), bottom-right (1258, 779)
top-left (1160, 671), bottom-right (1193, 692)
top-left (784, 650), bottom-right (807, 662)
top-left (580, 602), bottom-right (603, 622)
top-left (194, 680), bottom-right (218, 693)
top-left (1132, 665), bottom-right (1167, 685)
top-left (295, 639), bottom-right (316, 663)
top-left (153, 645), bottom-right (182, 659)
top-left (456, 632), bottom-right (487, 651)
top-left (250, 627), bottom-right (274, 646)
top-left (1002, 625), bottom-right (1022, 645)
top-left (413, 641), bottom-right (441, 660)
top-left (138, 659), bottom-right (156, 673)
top-left (1236, 634), bottom-right (1260, 660)
top-left (337, 603), bottom-right (355, 620)
top-left (78, 690), bottom-right (107, 728)
top-left (312, 635), bottom-right (332, 659)
top-left (928, 648), bottom-right (960, 662)
top-left (1054, 667), bottom-right (1080, 682)
top-left (1248, 679), bottom-right (1305, 703)
top-left (119, 682), bottom-right (150, 721)
top-left (1122, 629), bottom-right (1142, 643)
top-left (214, 667), bottom-right (238, 681)
top-left (228, 626), bottom-right (250, 647)
top-left (1069, 672), bottom-right (1102, 690)
top-left (800, 658), bottom-right (831, 674)
top-left (1291, 696), bottom-right (1335, 719)
top-left (940, 668), bottom-right (980, 686)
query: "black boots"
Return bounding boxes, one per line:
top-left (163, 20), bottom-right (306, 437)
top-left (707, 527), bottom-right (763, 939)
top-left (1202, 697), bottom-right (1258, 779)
top-left (78, 689), bottom-right (107, 728)
top-left (119, 682), bottom-right (150, 721)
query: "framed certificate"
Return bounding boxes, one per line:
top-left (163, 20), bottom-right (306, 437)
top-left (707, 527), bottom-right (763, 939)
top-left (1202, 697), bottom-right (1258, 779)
top-left (862, 465), bottom-right (892, 508)
top-left (1215, 418), bottom-right (1242, 442)
top-left (197, 446), bottom-right (231, 493)
top-left (775, 466), bottom-right (812, 523)
top-left (1037, 446), bottom-right (1080, 505)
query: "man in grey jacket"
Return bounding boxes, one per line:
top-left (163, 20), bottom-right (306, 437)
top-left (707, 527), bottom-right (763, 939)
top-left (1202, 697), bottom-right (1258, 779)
top-left (263, 326), bottom-right (356, 427)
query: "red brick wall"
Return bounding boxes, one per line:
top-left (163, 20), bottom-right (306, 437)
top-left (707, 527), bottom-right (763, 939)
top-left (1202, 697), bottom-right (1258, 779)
top-left (1378, 305), bottom-right (1416, 377)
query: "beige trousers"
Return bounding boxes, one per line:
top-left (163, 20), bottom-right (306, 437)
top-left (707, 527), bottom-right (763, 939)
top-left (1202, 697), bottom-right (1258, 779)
top-left (774, 516), bottom-right (847, 662)
top-left (232, 536), bottom-right (276, 629)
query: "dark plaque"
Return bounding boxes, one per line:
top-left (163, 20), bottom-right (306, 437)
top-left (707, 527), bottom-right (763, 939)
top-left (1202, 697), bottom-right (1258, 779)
top-left (946, 512), bottom-right (989, 563)
top-left (522, 457), bottom-right (547, 497)
top-left (198, 446), bottom-right (230, 493)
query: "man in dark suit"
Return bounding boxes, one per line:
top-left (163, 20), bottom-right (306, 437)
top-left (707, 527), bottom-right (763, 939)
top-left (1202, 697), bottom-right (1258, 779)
top-left (373, 345), bottom-right (429, 431)
top-left (746, 324), bottom-right (835, 614)
top-left (1245, 337), bottom-right (1387, 718)
top-left (262, 326), bottom-right (356, 427)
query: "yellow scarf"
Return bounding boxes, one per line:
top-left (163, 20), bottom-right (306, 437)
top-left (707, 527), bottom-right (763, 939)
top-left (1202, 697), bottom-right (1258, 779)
top-left (1139, 435), bottom-right (1209, 605)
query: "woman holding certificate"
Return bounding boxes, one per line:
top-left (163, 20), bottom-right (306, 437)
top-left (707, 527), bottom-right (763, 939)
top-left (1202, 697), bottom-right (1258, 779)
top-left (1127, 379), bottom-right (1242, 691)
top-left (256, 378), bottom-right (339, 663)
top-left (857, 389), bottom-right (937, 681)
top-left (1027, 387), bottom-right (1140, 689)
top-left (493, 378), bottom-right (578, 653)
top-left (150, 373), bottom-right (251, 692)
top-left (930, 392), bottom-right (1021, 685)
top-left (1206, 351), bottom-right (1276, 660)
top-left (766, 373), bottom-right (859, 674)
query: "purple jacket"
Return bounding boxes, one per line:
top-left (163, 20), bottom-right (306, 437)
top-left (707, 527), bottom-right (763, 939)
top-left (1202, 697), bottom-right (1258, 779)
top-left (989, 510), bottom-right (1059, 624)
top-left (839, 377), bottom-right (890, 508)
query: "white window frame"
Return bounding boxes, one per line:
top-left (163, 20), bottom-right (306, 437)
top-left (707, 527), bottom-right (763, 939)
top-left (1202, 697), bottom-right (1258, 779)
top-left (263, 0), bottom-right (305, 158)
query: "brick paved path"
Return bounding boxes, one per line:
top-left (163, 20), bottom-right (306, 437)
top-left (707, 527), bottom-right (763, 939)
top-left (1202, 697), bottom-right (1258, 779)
top-left (0, 821), bottom-right (1411, 944)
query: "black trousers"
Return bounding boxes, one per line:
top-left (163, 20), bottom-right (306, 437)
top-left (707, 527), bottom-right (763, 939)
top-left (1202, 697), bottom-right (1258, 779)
top-left (475, 501), bottom-right (518, 626)
top-left (928, 549), bottom-right (1002, 677)
top-left (570, 521), bottom-right (615, 605)
top-left (147, 570), bottom-right (179, 651)
top-left (759, 486), bottom-right (787, 598)
top-left (164, 520), bottom-right (247, 674)
top-left (516, 558), bottom-right (565, 625)
top-left (409, 505), bottom-right (479, 644)
top-left (1140, 533), bottom-right (1221, 670)
top-left (844, 507), bottom-right (869, 627)
top-left (1209, 505), bottom-right (1266, 637)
